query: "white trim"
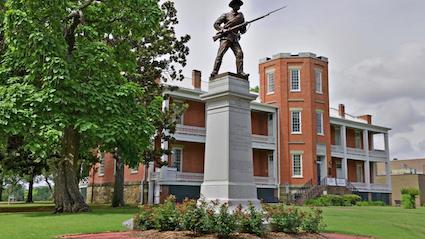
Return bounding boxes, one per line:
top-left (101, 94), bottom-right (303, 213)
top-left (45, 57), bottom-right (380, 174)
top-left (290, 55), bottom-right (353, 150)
top-left (130, 165), bottom-right (139, 174)
top-left (290, 111), bottom-right (302, 134)
top-left (315, 68), bottom-right (323, 94)
top-left (289, 68), bottom-right (301, 92)
top-left (292, 153), bottom-right (303, 178)
top-left (171, 146), bottom-right (184, 172)
top-left (266, 68), bottom-right (276, 95)
top-left (316, 111), bottom-right (324, 136)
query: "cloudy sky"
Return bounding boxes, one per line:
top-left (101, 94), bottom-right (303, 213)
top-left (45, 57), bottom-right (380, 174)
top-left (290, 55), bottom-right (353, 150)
top-left (171, 0), bottom-right (425, 160)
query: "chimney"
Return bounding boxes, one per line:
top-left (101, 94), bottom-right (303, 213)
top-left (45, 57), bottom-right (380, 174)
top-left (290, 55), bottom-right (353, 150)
top-left (338, 104), bottom-right (345, 118)
top-left (359, 114), bottom-right (372, 124)
top-left (192, 70), bottom-right (202, 90)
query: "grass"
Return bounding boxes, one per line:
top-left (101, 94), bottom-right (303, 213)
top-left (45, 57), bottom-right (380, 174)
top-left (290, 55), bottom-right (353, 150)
top-left (0, 205), bottom-right (424, 239)
top-left (0, 201), bottom-right (54, 208)
top-left (321, 206), bottom-right (425, 239)
top-left (0, 206), bottom-right (138, 239)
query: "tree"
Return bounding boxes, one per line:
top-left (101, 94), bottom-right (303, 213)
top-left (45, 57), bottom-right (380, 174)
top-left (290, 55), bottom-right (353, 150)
top-left (0, 0), bottom-right (164, 213)
top-left (0, 136), bottom-right (48, 203)
top-left (250, 86), bottom-right (260, 93)
top-left (110, 1), bottom-right (190, 207)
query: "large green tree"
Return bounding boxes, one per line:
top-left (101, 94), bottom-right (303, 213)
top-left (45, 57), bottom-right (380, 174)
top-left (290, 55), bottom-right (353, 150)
top-left (110, 1), bottom-right (190, 207)
top-left (0, 0), bottom-right (164, 213)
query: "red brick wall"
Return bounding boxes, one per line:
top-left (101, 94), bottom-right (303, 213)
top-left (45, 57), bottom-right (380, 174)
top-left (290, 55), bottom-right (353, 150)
top-left (259, 56), bottom-right (331, 186)
top-left (171, 141), bottom-right (205, 174)
top-left (183, 100), bottom-right (205, 128)
top-left (253, 149), bottom-right (269, 177)
top-left (251, 111), bottom-right (268, 136)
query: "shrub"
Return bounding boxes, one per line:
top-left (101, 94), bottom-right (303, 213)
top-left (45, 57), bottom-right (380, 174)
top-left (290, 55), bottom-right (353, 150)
top-left (356, 201), bottom-right (386, 206)
top-left (267, 204), bottom-right (304, 233)
top-left (235, 203), bottom-right (265, 237)
top-left (301, 207), bottom-right (325, 233)
top-left (134, 205), bottom-right (155, 230)
top-left (214, 203), bottom-right (237, 238)
top-left (153, 196), bottom-right (180, 231)
top-left (179, 199), bottom-right (215, 235)
top-left (401, 188), bottom-right (419, 209)
top-left (305, 195), bottom-right (345, 206)
top-left (342, 194), bottom-right (362, 206)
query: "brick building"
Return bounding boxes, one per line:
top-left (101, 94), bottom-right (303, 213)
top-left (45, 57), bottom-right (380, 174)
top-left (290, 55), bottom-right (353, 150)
top-left (83, 52), bottom-right (392, 204)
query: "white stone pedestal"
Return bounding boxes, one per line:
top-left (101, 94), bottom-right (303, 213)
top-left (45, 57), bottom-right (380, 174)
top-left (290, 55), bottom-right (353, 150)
top-left (200, 72), bottom-right (260, 209)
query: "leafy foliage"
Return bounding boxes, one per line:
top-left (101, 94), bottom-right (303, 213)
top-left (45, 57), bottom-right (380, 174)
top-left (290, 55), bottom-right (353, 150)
top-left (301, 207), bottom-right (325, 233)
top-left (133, 205), bottom-right (156, 231)
top-left (401, 188), bottom-right (419, 209)
top-left (179, 199), bottom-right (215, 235)
top-left (305, 194), bottom-right (361, 207)
top-left (266, 204), bottom-right (304, 233)
top-left (356, 201), bottom-right (386, 206)
top-left (235, 203), bottom-right (265, 236)
top-left (153, 195), bottom-right (180, 231)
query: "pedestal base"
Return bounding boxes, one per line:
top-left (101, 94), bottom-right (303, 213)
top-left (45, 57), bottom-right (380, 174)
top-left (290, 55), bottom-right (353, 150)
top-left (200, 72), bottom-right (261, 211)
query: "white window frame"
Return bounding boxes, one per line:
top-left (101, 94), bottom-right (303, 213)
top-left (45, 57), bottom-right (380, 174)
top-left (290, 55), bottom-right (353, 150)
top-left (98, 153), bottom-right (105, 176)
top-left (292, 153), bottom-right (303, 178)
top-left (173, 99), bottom-right (184, 125)
top-left (289, 68), bottom-right (301, 92)
top-left (291, 110), bottom-right (302, 134)
top-left (171, 146), bottom-right (183, 172)
top-left (315, 68), bottom-right (323, 94)
top-left (316, 111), bottom-right (324, 136)
top-left (266, 69), bottom-right (275, 94)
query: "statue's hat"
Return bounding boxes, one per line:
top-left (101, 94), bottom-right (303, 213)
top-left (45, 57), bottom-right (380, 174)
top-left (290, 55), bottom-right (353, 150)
top-left (229, 0), bottom-right (243, 7)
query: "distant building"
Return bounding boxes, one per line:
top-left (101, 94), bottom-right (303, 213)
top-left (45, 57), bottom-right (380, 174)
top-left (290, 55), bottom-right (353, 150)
top-left (376, 158), bottom-right (425, 206)
top-left (83, 52), bottom-right (392, 205)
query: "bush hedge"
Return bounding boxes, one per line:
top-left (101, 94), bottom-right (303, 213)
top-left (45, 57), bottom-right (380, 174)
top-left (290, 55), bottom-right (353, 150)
top-left (401, 188), bottom-right (419, 209)
top-left (356, 201), bottom-right (386, 206)
top-left (305, 194), bottom-right (361, 207)
top-left (134, 196), bottom-right (325, 237)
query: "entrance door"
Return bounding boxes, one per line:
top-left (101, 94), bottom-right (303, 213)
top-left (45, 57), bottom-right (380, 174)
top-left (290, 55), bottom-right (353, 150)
top-left (316, 156), bottom-right (324, 185)
top-left (336, 160), bottom-right (343, 179)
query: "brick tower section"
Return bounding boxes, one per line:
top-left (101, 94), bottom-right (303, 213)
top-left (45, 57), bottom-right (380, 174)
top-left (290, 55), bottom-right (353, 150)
top-left (259, 53), bottom-right (331, 187)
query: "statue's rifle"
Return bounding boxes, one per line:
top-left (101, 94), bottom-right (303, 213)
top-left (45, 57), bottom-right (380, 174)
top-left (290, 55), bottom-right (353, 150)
top-left (213, 6), bottom-right (287, 42)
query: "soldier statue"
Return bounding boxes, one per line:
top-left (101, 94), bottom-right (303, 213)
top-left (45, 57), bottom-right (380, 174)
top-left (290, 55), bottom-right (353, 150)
top-left (211, 0), bottom-right (247, 79)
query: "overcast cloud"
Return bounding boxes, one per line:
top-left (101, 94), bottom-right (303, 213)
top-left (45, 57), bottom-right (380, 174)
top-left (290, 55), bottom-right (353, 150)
top-left (171, 0), bottom-right (425, 160)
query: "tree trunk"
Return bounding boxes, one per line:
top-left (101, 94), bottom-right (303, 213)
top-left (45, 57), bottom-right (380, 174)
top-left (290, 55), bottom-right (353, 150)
top-left (45, 176), bottom-right (53, 193)
top-left (0, 177), bottom-right (3, 202)
top-left (26, 177), bottom-right (34, 203)
top-left (112, 153), bottom-right (125, 207)
top-left (53, 127), bottom-right (89, 213)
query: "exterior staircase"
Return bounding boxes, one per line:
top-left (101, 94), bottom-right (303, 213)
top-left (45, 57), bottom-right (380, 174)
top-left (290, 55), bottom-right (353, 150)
top-left (290, 178), bottom-right (360, 205)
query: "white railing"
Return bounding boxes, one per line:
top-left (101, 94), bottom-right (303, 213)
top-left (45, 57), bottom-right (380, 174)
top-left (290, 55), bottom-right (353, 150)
top-left (252, 134), bottom-right (275, 144)
top-left (254, 176), bottom-right (276, 186)
top-left (351, 182), bottom-right (390, 192)
top-left (151, 167), bottom-right (204, 183)
top-left (175, 125), bottom-right (206, 136)
top-left (347, 147), bottom-right (366, 156)
top-left (325, 177), bottom-right (347, 186)
top-left (369, 150), bottom-right (387, 159)
top-left (331, 145), bottom-right (344, 154)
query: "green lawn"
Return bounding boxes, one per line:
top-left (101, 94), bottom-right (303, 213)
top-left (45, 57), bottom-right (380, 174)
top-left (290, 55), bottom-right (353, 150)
top-left (0, 207), bottom-right (138, 239)
top-left (0, 206), bottom-right (424, 239)
top-left (321, 206), bottom-right (425, 239)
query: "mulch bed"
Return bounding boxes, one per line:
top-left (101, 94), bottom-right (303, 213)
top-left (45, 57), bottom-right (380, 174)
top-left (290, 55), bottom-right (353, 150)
top-left (61, 231), bottom-right (374, 239)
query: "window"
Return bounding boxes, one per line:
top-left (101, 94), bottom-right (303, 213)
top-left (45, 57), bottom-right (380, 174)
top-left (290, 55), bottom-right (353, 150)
top-left (292, 154), bottom-right (303, 178)
top-left (268, 154), bottom-right (274, 178)
top-left (355, 130), bottom-right (362, 148)
top-left (266, 70), bottom-right (275, 94)
top-left (315, 69), bottom-right (323, 94)
top-left (98, 154), bottom-right (105, 176)
top-left (173, 100), bottom-right (184, 125)
top-left (291, 111), bottom-right (302, 134)
top-left (290, 68), bottom-right (301, 92)
top-left (316, 111), bottom-right (324, 135)
top-left (171, 147), bottom-right (183, 172)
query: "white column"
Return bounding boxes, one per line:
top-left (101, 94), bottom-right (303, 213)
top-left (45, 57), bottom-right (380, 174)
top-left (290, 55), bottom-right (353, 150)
top-left (273, 111), bottom-right (278, 185)
top-left (363, 130), bottom-right (371, 187)
top-left (384, 133), bottom-right (392, 188)
top-left (341, 125), bottom-right (348, 180)
top-left (147, 162), bottom-right (155, 205)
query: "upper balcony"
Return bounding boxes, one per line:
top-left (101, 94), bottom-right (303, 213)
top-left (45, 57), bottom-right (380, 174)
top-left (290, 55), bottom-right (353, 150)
top-left (331, 145), bottom-right (388, 161)
top-left (174, 124), bottom-right (276, 149)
